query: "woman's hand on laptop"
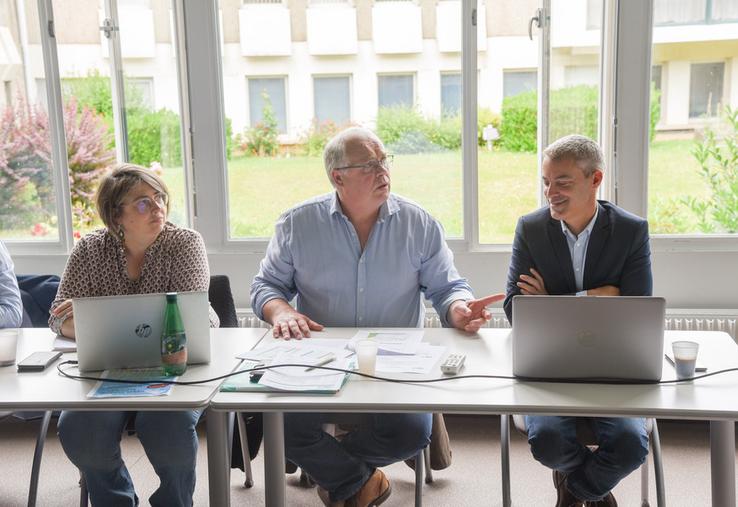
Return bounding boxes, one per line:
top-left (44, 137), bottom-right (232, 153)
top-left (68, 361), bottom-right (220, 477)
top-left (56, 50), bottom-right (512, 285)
top-left (586, 285), bottom-right (620, 296)
top-left (449, 293), bottom-right (505, 333)
top-left (517, 268), bottom-right (548, 295)
top-left (51, 299), bottom-right (74, 320)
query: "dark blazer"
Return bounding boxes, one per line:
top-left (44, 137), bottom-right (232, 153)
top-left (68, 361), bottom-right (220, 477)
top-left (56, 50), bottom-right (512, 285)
top-left (504, 200), bottom-right (652, 323)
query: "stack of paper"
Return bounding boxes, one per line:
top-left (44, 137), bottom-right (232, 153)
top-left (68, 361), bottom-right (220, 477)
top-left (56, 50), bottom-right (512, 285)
top-left (232, 341), bottom-right (353, 393)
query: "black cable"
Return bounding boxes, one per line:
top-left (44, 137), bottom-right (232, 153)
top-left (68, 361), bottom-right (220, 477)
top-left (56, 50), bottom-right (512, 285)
top-left (56, 360), bottom-right (738, 387)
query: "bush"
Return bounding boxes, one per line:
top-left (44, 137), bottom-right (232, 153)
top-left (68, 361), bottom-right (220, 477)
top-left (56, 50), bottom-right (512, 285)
top-left (376, 106), bottom-right (462, 154)
top-left (478, 107), bottom-right (501, 147)
top-left (0, 100), bottom-right (51, 230)
top-left (126, 108), bottom-right (182, 167)
top-left (302, 120), bottom-right (342, 157)
top-left (376, 106), bottom-right (428, 146)
top-left (64, 98), bottom-right (116, 229)
top-left (499, 85), bottom-right (660, 152)
top-left (244, 92), bottom-right (279, 157)
top-left (0, 98), bottom-right (114, 233)
top-left (684, 106), bottom-right (738, 233)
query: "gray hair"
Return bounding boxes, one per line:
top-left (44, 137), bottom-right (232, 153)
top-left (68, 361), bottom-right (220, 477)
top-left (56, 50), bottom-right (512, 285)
top-left (323, 127), bottom-right (385, 186)
top-left (543, 134), bottom-right (604, 176)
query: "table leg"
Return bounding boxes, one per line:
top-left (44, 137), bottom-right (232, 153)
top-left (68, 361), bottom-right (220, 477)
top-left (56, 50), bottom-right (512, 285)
top-left (207, 409), bottom-right (230, 507)
top-left (710, 420), bottom-right (736, 507)
top-left (264, 412), bottom-right (286, 507)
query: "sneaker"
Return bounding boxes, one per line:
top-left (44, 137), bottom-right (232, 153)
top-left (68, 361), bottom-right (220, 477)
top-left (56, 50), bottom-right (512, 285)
top-left (553, 470), bottom-right (585, 507)
top-left (346, 469), bottom-right (392, 507)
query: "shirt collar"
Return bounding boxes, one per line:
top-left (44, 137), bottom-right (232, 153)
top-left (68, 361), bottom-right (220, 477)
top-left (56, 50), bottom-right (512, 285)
top-left (561, 205), bottom-right (599, 240)
top-left (330, 192), bottom-right (399, 222)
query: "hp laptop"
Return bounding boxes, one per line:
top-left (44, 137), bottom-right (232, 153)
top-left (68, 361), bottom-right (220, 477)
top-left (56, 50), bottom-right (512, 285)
top-left (73, 291), bottom-right (211, 372)
top-left (512, 296), bottom-right (666, 382)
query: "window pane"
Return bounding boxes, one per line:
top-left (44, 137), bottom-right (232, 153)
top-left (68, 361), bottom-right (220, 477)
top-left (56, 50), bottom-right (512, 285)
top-left (223, 0), bottom-right (462, 239)
top-left (50, 0), bottom-right (188, 236)
top-left (248, 77), bottom-right (287, 133)
top-left (313, 76), bottom-right (350, 126)
top-left (647, 8), bottom-right (738, 235)
top-left (441, 73), bottom-right (461, 116)
top-left (503, 70), bottom-right (536, 98)
top-left (713, 0), bottom-right (738, 21)
top-left (378, 74), bottom-right (413, 109)
top-left (654, 0), bottom-right (706, 25)
top-left (0, 0), bottom-right (60, 241)
top-left (689, 62), bottom-right (724, 118)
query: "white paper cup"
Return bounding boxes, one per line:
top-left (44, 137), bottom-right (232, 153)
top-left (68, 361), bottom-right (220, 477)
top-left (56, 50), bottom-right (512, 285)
top-left (356, 339), bottom-right (378, 376)
top-left (672, 340), bottom-right (699, 380)
top-left (0, 329), bottom-right (19, 366)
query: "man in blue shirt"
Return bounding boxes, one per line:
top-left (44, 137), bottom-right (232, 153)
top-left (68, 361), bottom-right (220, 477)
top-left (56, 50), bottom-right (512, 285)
top-left (252, 126), bottom-right (501, 507)
top-left (504, 135), bottom-right (652, 507)
top-left (0, 240), bottom-right (23, 328)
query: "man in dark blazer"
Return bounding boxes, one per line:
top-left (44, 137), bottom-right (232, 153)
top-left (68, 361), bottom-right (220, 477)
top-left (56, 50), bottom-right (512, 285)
top-left (504, 135), bottom-right (652, 507)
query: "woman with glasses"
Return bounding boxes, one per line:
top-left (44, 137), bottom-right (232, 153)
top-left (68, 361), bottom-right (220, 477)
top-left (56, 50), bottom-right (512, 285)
top-left (49, 163), bottom-right (217, 507)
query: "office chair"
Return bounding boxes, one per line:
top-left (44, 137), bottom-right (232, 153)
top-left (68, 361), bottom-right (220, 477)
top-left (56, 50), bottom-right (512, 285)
top-left (500, 415), bottom-right (665, 507)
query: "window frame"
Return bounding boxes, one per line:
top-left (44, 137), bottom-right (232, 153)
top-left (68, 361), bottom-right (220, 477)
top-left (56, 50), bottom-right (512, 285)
top-left (8, 0), bottom-right (738, 261)
top-left (376, 72), bottom-right (416, 110)
top-left (246, 75), bottom-right (289, 134)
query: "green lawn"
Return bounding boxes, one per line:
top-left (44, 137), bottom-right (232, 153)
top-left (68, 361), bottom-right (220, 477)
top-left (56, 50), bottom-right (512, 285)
top-left (0, 139), bottom-right (711, 241)
top-left (206, 139), bottom-right (707, 243)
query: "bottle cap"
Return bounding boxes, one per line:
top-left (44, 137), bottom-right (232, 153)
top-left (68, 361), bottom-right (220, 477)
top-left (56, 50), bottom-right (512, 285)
top-left (166, 292), bottom-right (178, 302)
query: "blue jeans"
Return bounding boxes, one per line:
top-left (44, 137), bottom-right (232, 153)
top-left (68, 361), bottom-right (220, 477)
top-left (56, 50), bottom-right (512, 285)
top-left (57, 410), bottom-right (200, 507)
top-left (525, 416), bottom-right (648, 501)
top-left (284, 412), bottom-right (432, 502)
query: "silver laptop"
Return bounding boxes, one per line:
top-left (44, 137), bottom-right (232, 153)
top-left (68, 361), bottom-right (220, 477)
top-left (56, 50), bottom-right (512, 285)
top-left (73, 291), bottom-right (211, 372)
top-left (512, 296), bottom-right (665, 381)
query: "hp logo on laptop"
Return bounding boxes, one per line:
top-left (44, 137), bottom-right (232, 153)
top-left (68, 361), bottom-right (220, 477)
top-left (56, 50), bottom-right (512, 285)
top-left (135, 324), bottom-right (152, 338)
top-left (576, 330), bottom-right (596, 347)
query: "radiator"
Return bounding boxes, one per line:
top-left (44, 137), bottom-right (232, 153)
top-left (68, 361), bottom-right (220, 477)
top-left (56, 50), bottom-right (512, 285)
top-left (238, 309), bottom-right (737, 340)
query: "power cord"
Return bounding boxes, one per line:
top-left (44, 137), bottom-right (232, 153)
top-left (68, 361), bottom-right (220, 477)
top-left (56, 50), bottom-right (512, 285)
top-left (56, 360), bottom-right (738, 386)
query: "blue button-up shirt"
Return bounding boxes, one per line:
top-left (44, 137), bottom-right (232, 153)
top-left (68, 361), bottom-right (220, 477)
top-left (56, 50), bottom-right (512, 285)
top-left (0, 241), bottom-right (23, 328)
top-left (560, 207), bottom-right (599, 294)
top-left (251, 193), bottom-right (474, 328)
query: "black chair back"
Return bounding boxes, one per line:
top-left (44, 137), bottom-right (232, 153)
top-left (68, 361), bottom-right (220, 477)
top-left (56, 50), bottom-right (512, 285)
top-left (16, 275), bottom-right (60, 327)
top-left (208, 275), bottom-right (239, 328)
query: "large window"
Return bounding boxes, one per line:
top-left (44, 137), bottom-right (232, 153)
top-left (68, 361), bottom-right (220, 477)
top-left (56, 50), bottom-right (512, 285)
top-left (221, 0), bottom-right (462, 239)
top-left (313, 76), bottom-right (351, 126)
top-left (0, 0), bottom-right (60, 241)
top-left (648, 9), bottom-right (738, 235)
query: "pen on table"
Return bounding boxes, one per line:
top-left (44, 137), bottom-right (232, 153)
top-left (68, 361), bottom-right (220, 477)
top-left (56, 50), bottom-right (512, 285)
top-left (305, 353), bottom-right (336, 372)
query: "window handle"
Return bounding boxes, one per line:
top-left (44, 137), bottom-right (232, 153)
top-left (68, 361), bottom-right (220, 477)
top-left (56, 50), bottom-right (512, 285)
top-left (529, 8), bottom-right (542, 41)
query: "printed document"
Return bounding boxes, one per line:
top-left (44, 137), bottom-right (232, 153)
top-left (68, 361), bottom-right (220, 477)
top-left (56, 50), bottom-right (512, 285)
top-left (375, 343), bottom-right (446, 374)
top-left (348, 330), bottom-right (424, 355)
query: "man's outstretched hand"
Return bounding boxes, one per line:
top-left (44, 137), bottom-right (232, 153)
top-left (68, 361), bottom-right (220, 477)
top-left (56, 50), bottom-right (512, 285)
top-left (448, 293), bottom-right (505, 333)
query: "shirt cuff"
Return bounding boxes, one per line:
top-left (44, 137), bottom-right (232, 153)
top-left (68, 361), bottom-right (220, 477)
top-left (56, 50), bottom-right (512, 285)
top-left (576, 290), bottom-right (588, 297)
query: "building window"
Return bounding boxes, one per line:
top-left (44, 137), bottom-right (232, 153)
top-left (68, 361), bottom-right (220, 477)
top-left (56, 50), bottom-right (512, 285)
top-left (378, 74), bottom-right (414, 109)
top-left (313, 76), bottom-right (350, 126)
top-left (441, 73), bottom-right (461, 117)
top-left (503, 70), bottom-right (537, 98)
top-left (689, 62), bottom-right (724, 118)
top-left (248, 77), bottom-right (287, 133)
top-left (126, 78), bottom-right (155, 110)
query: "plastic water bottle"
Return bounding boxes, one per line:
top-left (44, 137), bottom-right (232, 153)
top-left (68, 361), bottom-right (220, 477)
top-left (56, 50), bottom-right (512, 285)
top-left (161, 292), bottom-right (187, 376)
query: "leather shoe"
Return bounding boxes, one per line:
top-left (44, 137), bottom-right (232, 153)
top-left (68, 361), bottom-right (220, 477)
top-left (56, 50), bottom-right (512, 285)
top-left (553, 470), bottom-right (584, 507)
top-left (317, 486), bottom-right (345, 507)
top-left (586, 492), bottom-right (618, 506)
top-left (346, 469), bottom-right (392, 507)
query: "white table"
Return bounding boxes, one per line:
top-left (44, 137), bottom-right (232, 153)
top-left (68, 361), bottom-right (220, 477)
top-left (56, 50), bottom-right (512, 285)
top-left (0, 327), bottom-right (267, 505)
top-left (208, 328), bottom-right (738, 507)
